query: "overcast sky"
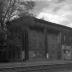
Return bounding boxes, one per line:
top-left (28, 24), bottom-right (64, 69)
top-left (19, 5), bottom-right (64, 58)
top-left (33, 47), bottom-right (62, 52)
top-left (30, 0), bottom-right (72, 27)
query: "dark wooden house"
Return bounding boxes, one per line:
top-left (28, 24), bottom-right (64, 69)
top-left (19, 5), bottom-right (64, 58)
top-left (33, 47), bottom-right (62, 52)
top-left (5, 15), bottom-right (72, 62)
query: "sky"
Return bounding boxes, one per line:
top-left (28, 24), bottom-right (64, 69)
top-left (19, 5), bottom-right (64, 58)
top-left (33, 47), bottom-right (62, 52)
top-left (31, 0), bottom-right (72, 28)
top-left (11, 0), bottom-right (72, 28)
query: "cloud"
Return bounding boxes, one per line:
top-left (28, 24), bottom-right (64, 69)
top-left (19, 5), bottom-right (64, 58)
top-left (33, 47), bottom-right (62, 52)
top-left (36, 12), bottom-right (65, 24)
top-left (36, 0), bottom-right (72, 27)
top-left (15, 0), bottom-right (72, 27)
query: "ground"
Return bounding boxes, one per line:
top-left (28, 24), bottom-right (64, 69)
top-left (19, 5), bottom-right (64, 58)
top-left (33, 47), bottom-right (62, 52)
top-left (0, 60), bottom-right (72, 72)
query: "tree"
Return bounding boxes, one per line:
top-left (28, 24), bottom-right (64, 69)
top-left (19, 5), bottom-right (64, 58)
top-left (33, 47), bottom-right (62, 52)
top-left (0, 0), bottom-right (35, 25)
top-left (0, 0), bottom-right (35, 62)
top-left (4, 0), bottom-right (35, 21)
top-left (17, 1), bottom-right (35, 17)
top-left (0, 0), bottom-right (35, 39)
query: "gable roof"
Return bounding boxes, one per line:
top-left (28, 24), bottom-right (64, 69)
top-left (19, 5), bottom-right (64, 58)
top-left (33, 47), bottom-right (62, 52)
top-left (7, 16), bottom-right (72, 32)
top-left (33, 17), bottom-right (72, 31)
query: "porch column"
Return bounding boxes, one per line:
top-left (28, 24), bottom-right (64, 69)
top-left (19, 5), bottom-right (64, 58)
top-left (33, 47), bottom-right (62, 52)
top-left (44, 28), bottom-right (48, 59)
top-left (22, 29), bottom-right (29, 61)
top-left (60, 31), bottom-right (64, 59)
top-left (25, 30), bottom-right (29, 61)
top-left (57, 32), bottom-right (62, 60)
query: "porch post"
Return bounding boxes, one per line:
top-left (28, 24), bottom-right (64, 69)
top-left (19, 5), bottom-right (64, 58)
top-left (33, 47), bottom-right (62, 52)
top-left (44, 28), bottom-right (48, 59)
top-left (57, 32), bottom-right (62, 60)
top-left (22, 29), bottom-right (29, 61)
top-left (25, 30), bottom-right (29, 61)
top-left (60, 31), bottom-right (64, 59)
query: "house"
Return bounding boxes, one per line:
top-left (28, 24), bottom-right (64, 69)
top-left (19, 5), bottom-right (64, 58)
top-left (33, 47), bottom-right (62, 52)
top-left (5, 15), bottom-right (72, 62)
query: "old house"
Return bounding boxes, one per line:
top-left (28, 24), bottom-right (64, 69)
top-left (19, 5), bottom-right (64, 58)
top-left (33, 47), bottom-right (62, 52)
top-left (5, 15), bottom-right (72, 62)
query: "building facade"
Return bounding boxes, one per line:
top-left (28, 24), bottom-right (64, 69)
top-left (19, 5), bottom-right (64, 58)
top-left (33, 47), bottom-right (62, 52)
top-left (5, 16), bottom-right (72, 62)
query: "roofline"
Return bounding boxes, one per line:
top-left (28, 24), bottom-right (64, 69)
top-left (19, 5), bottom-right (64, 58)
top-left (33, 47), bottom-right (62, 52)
top-left (7, 16), bottom-right (72, 32)
top-left (33, 17), bottom-right (72, 31)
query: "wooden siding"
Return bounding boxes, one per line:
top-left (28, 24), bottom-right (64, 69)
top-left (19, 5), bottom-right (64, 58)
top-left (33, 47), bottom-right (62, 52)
top-left (28, 29), bottom-right (45, 60)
